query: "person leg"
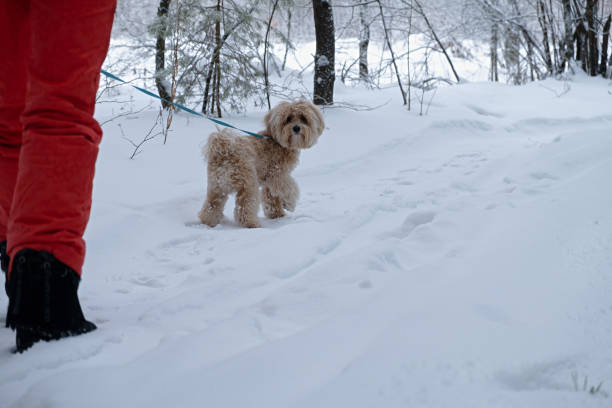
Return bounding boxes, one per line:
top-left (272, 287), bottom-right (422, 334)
top-left (7, 0), bottom-right (116, 275)
top-left (5, 0), bottom-right (116, 352)
top-left (0, 0), bottom-right (30, 277)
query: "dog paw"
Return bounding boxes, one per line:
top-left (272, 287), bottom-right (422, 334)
top-left (240, 219), bottom-right (261, 228)
top-left (198, 209), bottom-right (222, 227)
top-left (281, 198), bottom-right (296, 212)
top-left (263, 199), bottom-right (286, 219)
top-left (264, 208), bottom-right (285, 219)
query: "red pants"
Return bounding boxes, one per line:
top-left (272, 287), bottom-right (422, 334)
top-left (0, 0), bottom-right (116, 275)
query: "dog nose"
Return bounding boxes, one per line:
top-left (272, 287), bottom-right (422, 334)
top-left (292, 125), bottom-right (301, 133)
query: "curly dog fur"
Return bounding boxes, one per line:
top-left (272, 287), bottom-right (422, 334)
top-left (199, 100), bottom-right (325, 228)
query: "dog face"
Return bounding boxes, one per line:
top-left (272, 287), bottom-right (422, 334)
top-left (264, 100), bottom-right (324, 150)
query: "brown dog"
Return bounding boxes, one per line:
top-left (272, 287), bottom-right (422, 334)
top-left (199, 100), bottom-right (325, 228)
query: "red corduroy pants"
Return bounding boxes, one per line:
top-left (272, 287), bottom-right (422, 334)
top-left (0, 0), bottom-right (116, 276)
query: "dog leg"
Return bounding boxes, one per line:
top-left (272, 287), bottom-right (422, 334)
top-left (199, 188), bottom-right (228, 227)
top-left (268, 176), bottom-right (299, 212)
top-left (262, 186), bottom-right (285, 219)
top-left (279, 176), bottom-right (299, 211)
top-left (234, 184), bottom-right (261, 228)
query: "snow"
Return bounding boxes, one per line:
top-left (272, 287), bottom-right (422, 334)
top-left (290, 37), bottom-right (491, 85)
top-left (316, 55), bottom-right (330, 67)
top-left (1, 68), bottom-right (612, 406)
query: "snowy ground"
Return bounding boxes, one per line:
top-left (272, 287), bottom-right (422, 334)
top-left (1, 71), bottom-right (612, 407)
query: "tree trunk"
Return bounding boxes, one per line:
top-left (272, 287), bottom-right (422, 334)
top-left (359, 2), bottom-right (370, 82)
top-left (600, 14), bottom-right (611, 76)
top-left (215, 63), bottom-right (221, 117)
top-left (575, 18), bottom-right (586, 66)
top-left (200, 6), bottom-right (254, 115)
top-left (537, 0), bottom-right (554, 73)
top-left (490, 19), bottom-right (499, 82)
top-left (504, 24), bottom-right (522, 85)
top-left (406, 0), bottom-right (413, 110)
top-left (214, 0), bottom-right (222, 118)
top-left (546, 0), bottom-right (560, 72)
top-left (264, 0), bottom-right (279, 110)
top-left (155, 0), bottom-right (172, 109)
top-left (202, 0), bottom-right (223, 117)
top-left (527, 34), bottom-right (536, 81)
top-left (282, 9), bottom-right (292, 71)
top-left (486, 0), bottom-right (499, 82)
top-left (312, 0), bottom-right (335, 105)
top-left (586, 0), bottom-right (599, 76)
top-left (561, 0), bottom-right (574, 71)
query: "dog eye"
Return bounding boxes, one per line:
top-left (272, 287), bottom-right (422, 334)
top-left (299, 114), bottom-right (308, 124)
top-left (286, 115), bottom-right (293, 124)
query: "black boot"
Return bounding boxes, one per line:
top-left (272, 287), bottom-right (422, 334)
top-left (5, 249), bottom-right (96, 352)
top-left (0, 241), bottom-right (8, 295)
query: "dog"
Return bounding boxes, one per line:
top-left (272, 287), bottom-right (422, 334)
top-left (198, 100), bottom-right (325, 228)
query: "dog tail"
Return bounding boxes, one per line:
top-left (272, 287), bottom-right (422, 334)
top-left (203, 128), bottom-right (240, 162)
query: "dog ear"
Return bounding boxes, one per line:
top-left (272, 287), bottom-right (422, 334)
top-left (305, 101), bottom-right (325, 136)
top-left (265, 101), bottom-right (290, 136)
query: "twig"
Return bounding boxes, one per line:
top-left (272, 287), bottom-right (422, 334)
top-left (376, 0), bottom-right (407, 105)
top-left (538, 82), bottom-right (571, 97)
top-left (99, 102), bottom-right (153, 127)
top-left (425, 87), bottom-right (437, 115)
top-left (120, 109), bottom-right (164, 159)
top-left (164, 0), bottom-right (181, 144)
top-left (320, 99), bottom-right (391, 111)
top-left (412, 0), bottom-right (461, 83)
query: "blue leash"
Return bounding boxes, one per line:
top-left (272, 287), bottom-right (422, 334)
top-left (100, 70), bottom-right (264, 139)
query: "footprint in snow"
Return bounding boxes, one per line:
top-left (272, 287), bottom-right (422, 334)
top-left (466, 104), bottom-right (505, 118)
top-left (530, 171), bottom-right (558, 181)
top-left (496, 359), bottom-right (576, 392)
top-left (130, 276), bottom-right (166, 288)
top-left (359, 280), bottom-right (373, 289)
top-left (317, 238), bottom-right (342, 255)
top-left (390, 211), bottom-right (437, 239)
top-left (473, 303), bottom-right (512, 325)
top-left (451, 181), bottom-right (477, 193)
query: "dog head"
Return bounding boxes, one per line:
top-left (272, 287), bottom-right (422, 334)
top-left (264, 100), bottom-right (324, 150)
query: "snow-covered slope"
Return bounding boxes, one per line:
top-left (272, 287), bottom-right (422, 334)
top-left (1, 75), bottom-right (611, 407)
